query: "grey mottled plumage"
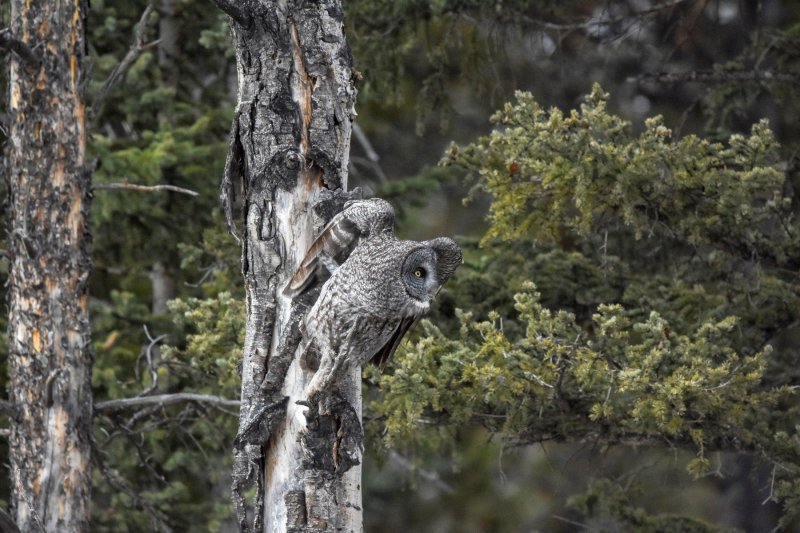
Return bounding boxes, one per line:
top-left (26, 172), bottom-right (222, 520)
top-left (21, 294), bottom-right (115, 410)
top-left (286, 198), bottom-right (462, 395)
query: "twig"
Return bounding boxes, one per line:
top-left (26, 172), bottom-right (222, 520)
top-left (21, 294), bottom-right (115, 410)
top-left (184, 265), bottom-right (217, 288)
top-left (91, 5), bottom-right (158, 122)
top-left (0, 28), bottom-right (39, 66)
top-left (352, 123), bottom-right (388, 184)
top-left (95, 393), bottom-right (241, 412)
top-left (630, 70), bottom-right (800, 86)
top-left (518, 0), bottom-right (690, 32)
top-left (552, 515), bottom-right (593, 529)
top-left (94, 182), bottom-right (199, 197)
top-left (137, 325), bottom-right (165, 397)
top-left (388, 450), bottom-right (456, 495)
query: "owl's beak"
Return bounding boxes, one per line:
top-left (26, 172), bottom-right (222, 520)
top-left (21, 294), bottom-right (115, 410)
top-left (427, 281), bottom-right (441, 300)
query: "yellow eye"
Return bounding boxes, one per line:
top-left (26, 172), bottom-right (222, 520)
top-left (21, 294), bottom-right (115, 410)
top-left (414, 269), bottom-right (423, 278)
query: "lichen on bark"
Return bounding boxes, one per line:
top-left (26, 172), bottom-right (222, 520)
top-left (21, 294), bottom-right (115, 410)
top-left (5, 0), bottom-right (93, 531)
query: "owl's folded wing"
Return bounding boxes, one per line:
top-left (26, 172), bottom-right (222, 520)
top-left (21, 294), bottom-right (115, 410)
top-left (369, 316), bottom-right (418, 370)
top-left (284, 198), bottom-right (395, 296)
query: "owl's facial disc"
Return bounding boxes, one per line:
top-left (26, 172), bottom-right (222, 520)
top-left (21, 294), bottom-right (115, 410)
top-left (402, 248), bottom-right (439, 303)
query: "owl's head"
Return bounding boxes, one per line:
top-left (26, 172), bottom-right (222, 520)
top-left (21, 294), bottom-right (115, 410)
top-left (401, 237), bottom-right (463, 304)
top-left (402, 248), bottom-right (440, 303)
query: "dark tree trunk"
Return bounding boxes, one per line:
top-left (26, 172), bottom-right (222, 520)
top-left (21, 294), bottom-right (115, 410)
top-left (208, 1), bottom-right (358, 532)
top-left (4, 0), bottom-right (93, 531)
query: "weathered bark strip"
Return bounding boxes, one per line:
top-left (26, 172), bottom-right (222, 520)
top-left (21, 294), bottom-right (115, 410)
top-left (5, 0), bottom-right (93, 531)
top-left (209, 1), bottom-right (359, 531)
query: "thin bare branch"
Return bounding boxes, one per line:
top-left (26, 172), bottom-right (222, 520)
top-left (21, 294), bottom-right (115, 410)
top-left (137, 325), bottom-right (166, 397)
top-left (631, 70), bottom-right (800, 86)
top-left (388, 450), bottom-right (455, 495)
top-left (91, 5), bottom-right (158, 122)
top-left (0, 28), bottom-right (39, 66)
top-left (95, 393), bottom-right (241, 412)
top-left (352, 123), bottom-right (388, 184)
top-left (519, 0), bottom-right (690, 32)
top-left (94, 182), bottom-right (199, 197)
top-left (184, 265), bottom-right (216, 288)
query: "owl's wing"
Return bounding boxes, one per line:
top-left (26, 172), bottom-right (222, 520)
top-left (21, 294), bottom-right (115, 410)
top-left (370, 316), bottom-right (419, 370)
top-left (285, 198), bottom-right (395, 296)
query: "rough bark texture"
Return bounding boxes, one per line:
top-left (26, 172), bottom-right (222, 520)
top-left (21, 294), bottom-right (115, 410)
top-left (5, 0), bottom-right (93, 531)
top-left (211, 1), bottom-right (359, 531)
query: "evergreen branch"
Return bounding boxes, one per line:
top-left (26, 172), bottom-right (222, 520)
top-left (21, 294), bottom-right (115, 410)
top-left (0, 28), bottom-right (39, 66)
top-left (90, 4), bottom-right (159, 123)
top-left (94, 182), bottom-right (199, 196)
top-left (93, 445), bottom-right (173, 530)
top-left (95, 393), bottom-right (241, 412)
top-left (631, 69), bottom-right (800, 85)
top-left (505, 426), bottom-right (768, 458)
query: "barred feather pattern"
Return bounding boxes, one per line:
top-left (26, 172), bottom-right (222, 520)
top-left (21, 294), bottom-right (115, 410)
top-left (289, 198), bottom-right (462, 395)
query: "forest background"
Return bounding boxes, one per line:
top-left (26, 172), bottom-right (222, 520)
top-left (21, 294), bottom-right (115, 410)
top-left (2, 0), bottom-right (800, 531)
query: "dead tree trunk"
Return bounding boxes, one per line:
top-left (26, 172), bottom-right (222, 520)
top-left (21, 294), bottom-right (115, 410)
top-left (4, 0), bottom-right (93, 531)
top-left (208, 1), bottom-right (359, 531)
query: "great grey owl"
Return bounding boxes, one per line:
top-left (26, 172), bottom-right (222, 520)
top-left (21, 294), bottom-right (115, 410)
top-left (285, 198), bottom-right (462, 396)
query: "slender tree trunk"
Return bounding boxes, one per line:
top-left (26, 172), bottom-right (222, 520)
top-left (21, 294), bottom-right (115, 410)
top-left (5, 0), bottom-right (93, 531)
top-left (209, 1), bottom-right (359, 531)
top-left (151, 0), bottom-right (179, 315)
top-left (157, 0), bottom-right (180, 101)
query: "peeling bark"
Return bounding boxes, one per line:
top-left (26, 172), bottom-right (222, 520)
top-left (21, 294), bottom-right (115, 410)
top-left (5, 0), bottom-right (93, 531)
top-left (211, 1), bottom-right (359, 531)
